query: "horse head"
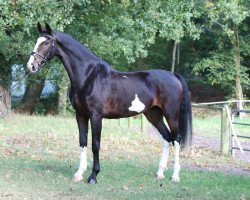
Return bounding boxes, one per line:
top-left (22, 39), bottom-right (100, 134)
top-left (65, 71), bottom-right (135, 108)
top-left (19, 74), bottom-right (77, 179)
top-left (27, 22), bottom-right (56, 73)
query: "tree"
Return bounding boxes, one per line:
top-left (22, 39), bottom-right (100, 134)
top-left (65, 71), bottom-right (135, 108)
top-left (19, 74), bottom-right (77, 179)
top-left (156, 0), bottom-right (204, 72)
top-left (68, 1), bottom-right (159, 67)
top-left (0, 53), bottom-right (12, 116)
top-left (194, 0), bottom-right (250, 109)
top-left (58, 69), bottom-right (69, 115)
top-left (0, 0), bottom-right (77, 113)
top-left (2, 0), bottom-right (249, 115)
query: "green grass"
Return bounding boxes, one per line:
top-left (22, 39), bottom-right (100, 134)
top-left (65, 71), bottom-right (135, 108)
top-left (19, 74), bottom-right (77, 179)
top-left (0, 157), bottom-right (249, 200)
top-left (0, 114), bottom-right (249, 199)
top-left (193, 116), bottom-right (221, 138)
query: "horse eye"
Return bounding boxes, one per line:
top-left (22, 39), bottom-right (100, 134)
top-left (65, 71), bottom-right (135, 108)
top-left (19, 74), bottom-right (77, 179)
top-left (45, 41), bottom-right (50, 45)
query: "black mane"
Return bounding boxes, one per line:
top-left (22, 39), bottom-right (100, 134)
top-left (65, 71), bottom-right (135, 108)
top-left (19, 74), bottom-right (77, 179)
top-left (55, 31), bottom-right (111, 68)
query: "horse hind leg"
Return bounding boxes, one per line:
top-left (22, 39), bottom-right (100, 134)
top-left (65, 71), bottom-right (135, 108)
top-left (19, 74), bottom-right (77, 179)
top-left (144, 107), bottom-right (172, 179)
top-left (163, 110), bottom-right (181, 182)
top-left (172, 140), bottom-right (180, 182)
top-left (157, 137), bottom-right (170, 179)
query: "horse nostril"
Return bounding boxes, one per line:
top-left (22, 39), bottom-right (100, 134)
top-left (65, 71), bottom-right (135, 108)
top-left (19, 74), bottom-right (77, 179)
top-left (32, 65), bottom-right (36, 71)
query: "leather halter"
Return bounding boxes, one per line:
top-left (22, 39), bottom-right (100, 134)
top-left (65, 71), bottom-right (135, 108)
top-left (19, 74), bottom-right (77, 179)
top-left (31, 35), bottom-right (56, 66)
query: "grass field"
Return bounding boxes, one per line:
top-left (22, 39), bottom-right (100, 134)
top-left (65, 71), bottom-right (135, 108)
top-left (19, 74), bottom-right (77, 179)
top-left (0, 114), bottom-right (249, 200)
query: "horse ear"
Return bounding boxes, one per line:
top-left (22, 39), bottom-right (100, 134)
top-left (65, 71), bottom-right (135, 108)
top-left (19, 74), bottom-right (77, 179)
top-left (37, 22), bottom-right (43, 33)
top-left (45, 23), bottom-right (53, 35)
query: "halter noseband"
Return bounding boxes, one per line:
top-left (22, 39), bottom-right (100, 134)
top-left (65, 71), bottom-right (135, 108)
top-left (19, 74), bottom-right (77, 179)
top-left (31, 35), bottom-right (56, 66)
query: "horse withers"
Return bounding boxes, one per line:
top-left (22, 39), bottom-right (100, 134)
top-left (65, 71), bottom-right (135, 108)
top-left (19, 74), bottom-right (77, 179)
top-left (27, 22), bottom-right (193, 184)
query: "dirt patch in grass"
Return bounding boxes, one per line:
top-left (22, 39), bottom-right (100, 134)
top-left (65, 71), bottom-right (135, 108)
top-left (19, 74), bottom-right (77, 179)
top-left (5, 134), bottom-right (36, 146)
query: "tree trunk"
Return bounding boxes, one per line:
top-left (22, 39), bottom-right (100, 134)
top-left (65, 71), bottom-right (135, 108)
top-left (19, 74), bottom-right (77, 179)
top-left (171, 40), bottom-right (178, 72)
top-left (17, 75), bottom-right (46, 114)
top-left (176, 42), bottom-right (180, 72)
top-left (232, 24), bottom-right (244, 116)
top-left (0, 85), bottom-right (11, 117)
top-left (58, 70), bottom-right (69, 115)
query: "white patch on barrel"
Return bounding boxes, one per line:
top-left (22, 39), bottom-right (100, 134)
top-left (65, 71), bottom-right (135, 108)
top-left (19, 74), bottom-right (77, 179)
top-left (27, 37), bottom-right (47, 67)
top-left (128, 94), bottom-right (145, 113)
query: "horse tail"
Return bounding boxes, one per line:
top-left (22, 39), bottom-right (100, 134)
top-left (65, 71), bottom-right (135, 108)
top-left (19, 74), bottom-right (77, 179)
top-left (174, 73), bottom-right (193, 150)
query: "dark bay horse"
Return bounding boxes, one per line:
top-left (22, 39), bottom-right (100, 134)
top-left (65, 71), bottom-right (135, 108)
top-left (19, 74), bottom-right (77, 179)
top-left (27, 23), bottom-right (193, 184)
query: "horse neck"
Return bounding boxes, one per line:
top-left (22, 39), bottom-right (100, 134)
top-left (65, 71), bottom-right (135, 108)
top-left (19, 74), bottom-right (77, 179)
top-left (55, 33), bottom-right (106, 90)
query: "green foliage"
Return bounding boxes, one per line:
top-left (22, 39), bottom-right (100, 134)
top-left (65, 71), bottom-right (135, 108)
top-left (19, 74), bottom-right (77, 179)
top-left (193, 51), bottom-right (250, 92)
top-left (192, 0), bottom-right (250, 97)
top-left (69, 1), bottom-right (159, 66)
top-left (0, 0), bottom-right (77, 88)
top-left (0, 54), bottom-right (12, 87)
top-left (34, 93), bottom-right (58, 115)
top-left (1, 0), bottom-right (250, 109)
top-left (157, 0), bottom-right (203, 42)
top-left (207, 0), bottom-right (249, 28)
top-left (65, 99), bottom-right (75, 115)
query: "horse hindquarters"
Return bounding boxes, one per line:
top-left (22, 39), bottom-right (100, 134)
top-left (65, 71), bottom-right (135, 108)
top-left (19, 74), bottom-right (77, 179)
top-left (149, 72), bottom-right (192, 182)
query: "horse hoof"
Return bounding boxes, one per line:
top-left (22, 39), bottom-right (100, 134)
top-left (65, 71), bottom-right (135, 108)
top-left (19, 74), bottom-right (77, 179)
top-left (88, 178), bottom-right (97, 184)
top-left (156, 174), bottom-right (165, 179)
top-left (72, 174), bottom-right (83, 183)
top-left (171, 176), bottom-right (180, 182)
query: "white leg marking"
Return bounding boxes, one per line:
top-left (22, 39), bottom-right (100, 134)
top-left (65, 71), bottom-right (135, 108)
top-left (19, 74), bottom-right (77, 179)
top-left (172, 141), bottom-right (180, 182)
top-left (156, 139), bottom-right (169, 179)
top-left (128, 94), bottom-right (145, 113)
top-left (73, 147), bottom-right (87, 182)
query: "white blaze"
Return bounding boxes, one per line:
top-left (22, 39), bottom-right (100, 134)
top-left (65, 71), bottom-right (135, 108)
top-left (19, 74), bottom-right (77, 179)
top-left (27, 37), bottom-right (47, 67)
top-left (128, 94), bottom-right (145, 113)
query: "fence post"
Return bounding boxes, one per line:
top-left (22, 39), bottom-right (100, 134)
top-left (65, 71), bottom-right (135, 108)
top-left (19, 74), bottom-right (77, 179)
top-left (221, 106), bottom-right (230, 155)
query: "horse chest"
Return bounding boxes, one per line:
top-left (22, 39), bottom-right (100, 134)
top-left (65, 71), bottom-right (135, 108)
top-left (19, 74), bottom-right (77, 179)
top-left (71, 92), bottom-right (89, 115)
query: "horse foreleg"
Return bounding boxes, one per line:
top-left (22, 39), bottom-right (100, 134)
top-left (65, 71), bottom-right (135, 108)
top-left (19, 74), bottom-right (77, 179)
top-left (72, 114), bottom-right (89, 183)
top-left (88, 113), bottom-right (102, 184)
top-left (171, 141), bottom-right (180, 182)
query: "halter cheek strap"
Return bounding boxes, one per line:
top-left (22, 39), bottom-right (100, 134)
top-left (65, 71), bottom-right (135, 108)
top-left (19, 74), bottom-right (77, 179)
top-left (31, 51), bottom-right (46, 60)
top-left (31, 35), bottom-right (56, 66)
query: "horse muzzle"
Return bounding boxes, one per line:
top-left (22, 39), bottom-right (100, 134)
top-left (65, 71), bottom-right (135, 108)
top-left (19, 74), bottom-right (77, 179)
top-left (27, 62), bottom-right (40, 73)
top-left (27, 55), bottom-right (42, 73)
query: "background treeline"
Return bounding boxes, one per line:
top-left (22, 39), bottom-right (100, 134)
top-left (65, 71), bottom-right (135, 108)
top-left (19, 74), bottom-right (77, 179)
top-left (0, 0), bottom-right (250, 115)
